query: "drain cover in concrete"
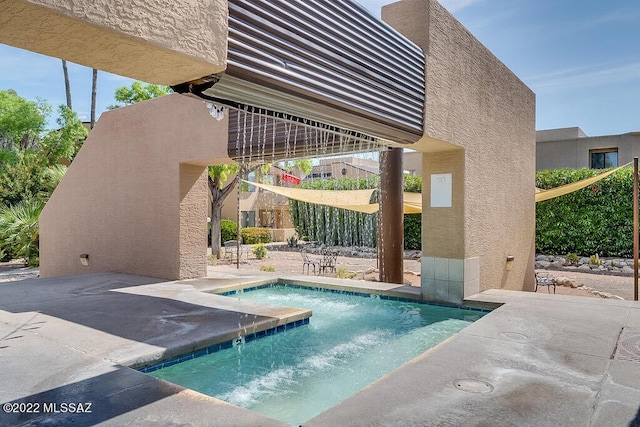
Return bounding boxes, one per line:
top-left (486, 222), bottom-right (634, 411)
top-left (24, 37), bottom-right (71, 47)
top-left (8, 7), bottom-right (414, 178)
top-left (615, 327), bottom-right (640, 362)
top-left (453, 379), bottom-right (494, 394)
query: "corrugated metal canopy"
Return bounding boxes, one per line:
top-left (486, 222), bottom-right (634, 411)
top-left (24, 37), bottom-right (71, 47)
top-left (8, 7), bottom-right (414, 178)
top-left (174, 0), bottom-right (425, 152)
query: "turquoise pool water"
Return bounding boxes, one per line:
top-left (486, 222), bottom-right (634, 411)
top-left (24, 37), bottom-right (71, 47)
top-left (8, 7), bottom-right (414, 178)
top-left (149, 285), bottom-right (486, 426)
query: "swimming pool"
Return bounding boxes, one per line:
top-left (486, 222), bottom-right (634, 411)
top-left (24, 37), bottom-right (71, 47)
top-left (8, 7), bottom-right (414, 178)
top-left (148, 284), bottom-right (486, 426)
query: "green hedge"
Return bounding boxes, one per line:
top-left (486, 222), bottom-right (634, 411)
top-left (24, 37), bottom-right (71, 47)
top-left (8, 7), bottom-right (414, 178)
top-left (241, 227), bottom-right (273, 244)
top-left (289, 176), bottom-right (422, 250)
top-left (536, 167), bottom-right (632, 257)
top-left (220, 219), bottom-right (237, 242)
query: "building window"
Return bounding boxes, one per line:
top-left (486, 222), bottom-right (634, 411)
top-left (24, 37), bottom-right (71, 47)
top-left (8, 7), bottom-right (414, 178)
top-left (590, 149), bottom-right (618, 169)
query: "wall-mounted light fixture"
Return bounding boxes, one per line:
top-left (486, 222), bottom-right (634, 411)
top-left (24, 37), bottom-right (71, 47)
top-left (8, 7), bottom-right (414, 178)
top-left (506, 255), bottom-right (515, 271)
top-left (80, 254), bottom-right (89, 266)
top-left (205, 102), bottom-right (225, 121)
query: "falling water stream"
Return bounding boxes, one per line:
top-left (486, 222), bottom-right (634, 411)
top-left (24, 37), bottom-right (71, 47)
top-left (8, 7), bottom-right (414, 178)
top-left (228, 105), bottom-right (384, 255)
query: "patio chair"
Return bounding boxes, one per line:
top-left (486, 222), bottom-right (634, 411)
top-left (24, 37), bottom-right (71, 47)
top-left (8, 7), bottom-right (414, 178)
top-left (535, 271), bottom-right (556, 293)
top-left (319, 250), bottom-right (338, 275)
top-left (301, 249), bottom-right (318, 275)
top-left (224, 240), bottom-right (244, 261)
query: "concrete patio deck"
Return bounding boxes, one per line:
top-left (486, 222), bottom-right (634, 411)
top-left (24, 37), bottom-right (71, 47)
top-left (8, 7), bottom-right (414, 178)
top-left (0, 272), bottom-right (639, 426)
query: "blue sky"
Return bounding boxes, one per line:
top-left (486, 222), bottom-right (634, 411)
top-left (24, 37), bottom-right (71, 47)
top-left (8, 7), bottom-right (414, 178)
top-left (1, 0), bottom-right (638, 136)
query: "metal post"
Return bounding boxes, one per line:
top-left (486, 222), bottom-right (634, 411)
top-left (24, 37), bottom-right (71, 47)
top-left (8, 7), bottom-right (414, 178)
top-left (634, 157), bottom-right (638, 301)
top-left (237, 170), bottom-right (242, 270)
top-left (378, 147), bottom-right (404, 284)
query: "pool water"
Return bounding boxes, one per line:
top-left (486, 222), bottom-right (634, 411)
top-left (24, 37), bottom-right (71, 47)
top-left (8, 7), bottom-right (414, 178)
top-left (149, 285), bottom-right (485, 426)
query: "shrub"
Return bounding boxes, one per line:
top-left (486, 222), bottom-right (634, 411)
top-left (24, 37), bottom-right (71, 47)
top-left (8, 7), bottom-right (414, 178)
top-left (336, 266), bottom-right (356, 279)
top-left (253, 243), bottom-right (267, 259)
top-left (220, 219), bottom-right (238, 242)
top-left (536, 167), bottom-right (632, 257)
top-left (404, 214), bottom-right (421, 250)
top-left (241, 227), bottom-right (273, 244)
top-left (260, 264), bottom-right (275, 272)
top-left (0, 199), bottom-right (44, 266)
top-left (287, 235), bottom-right (298, 247)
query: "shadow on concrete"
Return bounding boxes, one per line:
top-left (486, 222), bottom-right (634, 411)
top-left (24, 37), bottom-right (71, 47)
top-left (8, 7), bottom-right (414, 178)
top-left (631, 406), bottom-right (640, 427)
top-left (1, 367), bottom-right (182, 426)
top-left (0, 274), bottom-right (272, 353)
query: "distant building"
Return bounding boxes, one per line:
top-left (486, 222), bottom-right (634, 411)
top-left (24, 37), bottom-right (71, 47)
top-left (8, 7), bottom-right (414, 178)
top-left (536, 127), bottom-right (640, 171)
top-left (305, 156), bottom-right (379, 181)
top-left (220, 164), bottom-right (305, 242)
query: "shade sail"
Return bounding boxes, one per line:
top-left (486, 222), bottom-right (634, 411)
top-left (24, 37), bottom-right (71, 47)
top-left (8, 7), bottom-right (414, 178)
top-left (535, 164), bottom-right (628, 203)
top-left (248, 181), bottom-right (378, 213)
top-left (247, 181), bottom-right (424, 214)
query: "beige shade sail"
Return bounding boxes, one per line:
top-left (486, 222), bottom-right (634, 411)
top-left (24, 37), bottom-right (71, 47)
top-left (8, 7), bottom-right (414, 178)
top-left (246, 181), bottom-right (424, 214)
top-left (247, 181), bottom-right (379, 214)
top-left (535, 164), bottom-right (629, 203)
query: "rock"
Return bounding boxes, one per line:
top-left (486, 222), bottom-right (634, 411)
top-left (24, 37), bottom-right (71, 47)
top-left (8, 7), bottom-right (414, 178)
top-left (616, 262), bottom-right (627, 268)
top-left (579, 257), bottom-right (591, 265)
top-left (536, 255), bottom-right (549, 261)
top-left (537, 261), bottom-right (551, 268)
top-left (622, 266), bottom-right (634, 274)
top-left (552, 276), bottom-right (577, 288)
top-left (550, 261), bottom-right (564, 269)
top-left (578, 264), bottom-right (592, 271)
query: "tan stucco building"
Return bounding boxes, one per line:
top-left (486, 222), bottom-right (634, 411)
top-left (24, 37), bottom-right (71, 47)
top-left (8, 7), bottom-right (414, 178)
top-left (2, 0), bottom-right (536, 304)
top-left (537, 127), bottom-right (640, 171)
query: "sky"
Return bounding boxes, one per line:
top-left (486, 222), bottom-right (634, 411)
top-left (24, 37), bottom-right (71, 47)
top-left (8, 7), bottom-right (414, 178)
top-left (0, 0), bottom-right (638, 137)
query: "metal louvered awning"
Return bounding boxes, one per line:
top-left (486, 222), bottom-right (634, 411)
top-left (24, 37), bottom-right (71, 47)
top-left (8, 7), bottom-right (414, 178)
top-left (174, 0), bottom-right (425, 152)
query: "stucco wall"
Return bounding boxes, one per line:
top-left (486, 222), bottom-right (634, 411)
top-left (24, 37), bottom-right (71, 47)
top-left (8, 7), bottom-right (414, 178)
top-left (0, 0), bottom-right (227, 85)
top-left (537, 133), bottom-right (640, 171)
top-left (40, 94), bottom-right (230, 280)
top-left (384, 0), bottom-right (536, 296)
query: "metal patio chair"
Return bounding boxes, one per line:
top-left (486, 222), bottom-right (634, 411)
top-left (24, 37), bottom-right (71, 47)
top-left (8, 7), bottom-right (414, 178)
top-left (319, 250), bottom-right (338, 275)
top-left (535, 271), bottom-right (556, 293)
top-left (224, 240), bottom-right (244, 261)
top-left (301, 249), bottom-right (318, 275)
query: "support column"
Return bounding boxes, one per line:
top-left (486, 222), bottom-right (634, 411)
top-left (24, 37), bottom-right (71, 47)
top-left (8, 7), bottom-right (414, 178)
top-left (378, 147), bottom-right (404, 284)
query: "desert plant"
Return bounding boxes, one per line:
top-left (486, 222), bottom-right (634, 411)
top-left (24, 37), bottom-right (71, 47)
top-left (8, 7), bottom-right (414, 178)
top-left (336, 266), bottom-right (356, 279)
top-left (260, 264), bottom-right (276, 272)
top-left (565, 253), bottom-right (579, 265)
top-left (253, 243), bottom-right (267, 259)
top-left (287, 235), bottom-right (298, 248)
top-left (590, 254), bottom-right (602, 266)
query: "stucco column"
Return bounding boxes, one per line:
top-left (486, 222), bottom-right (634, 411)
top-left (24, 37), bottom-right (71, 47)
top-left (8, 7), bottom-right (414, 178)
top-left (378, 147), bottom-right (404, 284)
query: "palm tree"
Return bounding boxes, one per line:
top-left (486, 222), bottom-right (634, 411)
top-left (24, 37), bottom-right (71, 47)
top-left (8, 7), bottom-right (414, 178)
top-left (90, 69), bottom-right (98, 128)
top-left (61, 59), bottom-right (72, 110)
top-left (0, 199), bottom-right (45, 266)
